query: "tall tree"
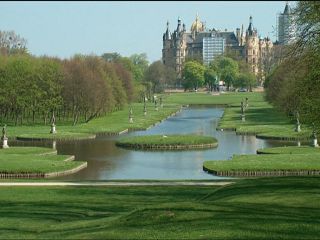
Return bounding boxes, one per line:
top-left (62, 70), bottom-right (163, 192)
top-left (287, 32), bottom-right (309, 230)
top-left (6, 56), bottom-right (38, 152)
top-left (182, 60), bottom-right (205, 91)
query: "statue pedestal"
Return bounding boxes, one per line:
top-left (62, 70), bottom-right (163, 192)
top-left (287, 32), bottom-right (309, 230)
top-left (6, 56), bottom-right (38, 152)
top-left (312, 138), bottom-right (319, 147)
top-left (52, 140), bottom-right (57, 150)
top-left (241, 114), bottom-right (245, 122)
top-left (50, 125), bottom-right (57, 134)
top-left (155, 107), bottom-right (158, 111)
top-left (297, 141), bottom-right (301, 147)
top-left (144, 111), bottom-right (147, 116)
top-left (129, 117), bottom-right (133, 123)
top-left (295, 124), bottom-right (301, 132)
top-left (1, 137), bottom-right (9, 148)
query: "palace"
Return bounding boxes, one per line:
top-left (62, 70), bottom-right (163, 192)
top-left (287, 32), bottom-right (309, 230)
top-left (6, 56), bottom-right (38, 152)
top-left (162, 14), bottom-right (273, 84)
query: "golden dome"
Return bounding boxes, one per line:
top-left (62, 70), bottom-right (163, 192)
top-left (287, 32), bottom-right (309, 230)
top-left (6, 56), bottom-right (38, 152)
top-left (191, 14), bottom-right (204, 33)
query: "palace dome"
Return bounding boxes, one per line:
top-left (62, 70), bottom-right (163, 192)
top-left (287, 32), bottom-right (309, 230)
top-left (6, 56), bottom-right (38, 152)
top-left (191, 14), bottom-right (204, 33)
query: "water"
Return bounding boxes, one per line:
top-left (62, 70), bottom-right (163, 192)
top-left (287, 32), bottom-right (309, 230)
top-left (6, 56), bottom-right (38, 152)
top-left (12, 106), bottom-right (299, 180)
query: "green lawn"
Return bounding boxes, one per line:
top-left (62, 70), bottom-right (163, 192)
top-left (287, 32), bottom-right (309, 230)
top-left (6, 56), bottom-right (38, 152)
top-left (0, 177), bottom-right (319, 239)
top-left (0, 147), bottom-right (85, 174)
top-left (203, 153), bottom-right (320, 175)
top-left (116, 134), bottom-right (218, 149)
top-left (165, 92), bottom-right (265, 106)
top-left (257, 146), bottom-right (320, 154)
top-left (218, 102), bottom-right (312, 140)
top-left (6, 103), bottom-right (180, 140)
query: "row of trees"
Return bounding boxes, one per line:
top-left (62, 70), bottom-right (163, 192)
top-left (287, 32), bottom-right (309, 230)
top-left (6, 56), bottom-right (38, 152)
top-left (182, 56), bottom-right (257, 92)
top-left (0, 52), bottom-right (151, 126)
top-left (265, 1), bottom-right (320, 129)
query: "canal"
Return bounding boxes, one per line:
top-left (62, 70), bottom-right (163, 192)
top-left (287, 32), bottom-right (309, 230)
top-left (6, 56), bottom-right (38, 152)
top-left (13, 106), bottom-right (298, 180)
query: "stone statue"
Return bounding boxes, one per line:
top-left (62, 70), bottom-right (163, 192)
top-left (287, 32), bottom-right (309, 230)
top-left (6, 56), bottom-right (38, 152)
top-left (1, 124), bottom-right (9, 148)
top-left (129, 107), bottom-right (133, 123)
top-left (160, 97), bottom-right (163, 108)
top-left (2, 124), bottom-right (6, 139)
top-left (241, 101), bottom-right (245, 122)
top-left (50, 112), bottom-right (57, 134)
top-left (155, 99), bottom-right (158, 111)
top-left (241, 101), bottom-right (245, 115)
top-left (295, 111), bottom-right (301, 132)
top-left (245, 97), bottom-right (249, 108)
top-left (143, 97), bottom-right (147, 116)
top-left (311, 123), bottom-right (318, 147)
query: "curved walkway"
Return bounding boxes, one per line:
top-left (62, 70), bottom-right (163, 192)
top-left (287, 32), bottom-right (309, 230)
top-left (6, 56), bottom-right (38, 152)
top-left (0, 181), bottom-right (234, 187)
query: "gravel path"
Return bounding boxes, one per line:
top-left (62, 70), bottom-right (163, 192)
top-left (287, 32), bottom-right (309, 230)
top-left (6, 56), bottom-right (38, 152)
top-left (0, 181), bottom-right (234, 187)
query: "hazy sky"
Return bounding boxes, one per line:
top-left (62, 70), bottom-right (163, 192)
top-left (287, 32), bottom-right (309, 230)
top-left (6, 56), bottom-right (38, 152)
top-left (0, 1), bottom-right (291, 62)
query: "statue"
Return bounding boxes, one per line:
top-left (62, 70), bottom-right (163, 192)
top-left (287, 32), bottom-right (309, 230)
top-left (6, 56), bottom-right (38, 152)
top-left (129, 107), bottom-right (133, 123)
top-left (2, 124), bottom-right (6, 139)
top-left (50, 111), bottom-right (57, 134)
top-left (245, 97), bottom-right (249, 108)
top-left (1, 124), bottom-right (9, 148)
top-left (295, 111), bottom-right (301, 132)
top-left (160, 97), bottom-right (163, 108)
top-left (143, 96), bottom-right (147, 116)
top-left (155, 99), bottom-right (158, 111)
top-left (311, 123), bottom-right (318, 147)
top-left (241, 101), bottom-right (245, 122)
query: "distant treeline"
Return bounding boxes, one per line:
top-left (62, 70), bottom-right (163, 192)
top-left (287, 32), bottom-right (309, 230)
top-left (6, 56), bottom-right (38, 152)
top-left (0, 53), bottom-right (149, 126)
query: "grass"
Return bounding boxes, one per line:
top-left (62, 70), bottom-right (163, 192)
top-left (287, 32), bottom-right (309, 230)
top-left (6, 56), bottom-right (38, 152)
top-left (203, 153), bottom-right (320, 172)
top-left (0, 147), bottom-right (85, 174)
top-left (5, 103), bottom-right (181, 140)
top-left (116, 134), bottom-right (218, 149)
top-left (257, 146), bottom-right (320, 154)
top-left (164, 92), bottom-right (265, 106)
top-left (0, 177), bottom-right (319, 239)
top-left (218, 102), bottom-right (312, 140)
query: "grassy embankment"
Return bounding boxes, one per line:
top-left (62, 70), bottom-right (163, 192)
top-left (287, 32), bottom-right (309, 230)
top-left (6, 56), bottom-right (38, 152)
top-left (116, 134), bottom-right (218, 149)
top-left (0, 147), bottom-right (86, 177)
top-left (0, 177), bottom-right (319, 239)
top-left (166, 92), bottom-right (313, 140)
top-left (6, 102), bottom-right (180, 140)
top-left (204, 145), bottom-right (320, 177)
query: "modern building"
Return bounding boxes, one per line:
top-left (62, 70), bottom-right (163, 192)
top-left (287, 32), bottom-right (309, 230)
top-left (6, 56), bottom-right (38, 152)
top-left (277, 2), bottom-right (296, 45)
top-left (162, 15), bottom-right (273, 84)
top-left (202, 34), bottom-right (226, 66)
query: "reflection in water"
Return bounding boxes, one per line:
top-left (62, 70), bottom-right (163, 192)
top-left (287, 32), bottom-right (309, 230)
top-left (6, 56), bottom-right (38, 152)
top-left (11, 106), bottom-right (301, 180)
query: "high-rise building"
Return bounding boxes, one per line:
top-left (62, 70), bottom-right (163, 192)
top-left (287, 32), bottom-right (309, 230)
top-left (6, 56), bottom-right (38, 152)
top-left (277, 2), bottom-right (296, 45)
top-left (202, 34), bottom-right (225, 66)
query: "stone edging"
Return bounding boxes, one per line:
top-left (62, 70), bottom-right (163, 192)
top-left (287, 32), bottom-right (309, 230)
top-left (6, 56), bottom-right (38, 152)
top-left (203, 166), bottom-right (320, 177)
top-left (116, 142), bottom-right (218, 150)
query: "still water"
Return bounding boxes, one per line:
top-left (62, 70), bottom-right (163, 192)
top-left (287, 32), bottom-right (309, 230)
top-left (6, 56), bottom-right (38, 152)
top-left (13, 106), bottom-right (298, 180)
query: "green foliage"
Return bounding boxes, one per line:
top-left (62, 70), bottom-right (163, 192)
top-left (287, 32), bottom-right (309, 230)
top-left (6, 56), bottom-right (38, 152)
top-left (265, 2), bottom-right (320, 132)
top-left (234, 72), bottom-right (257, 91)
top-left (210, 56), bottom-right (238, 90)
top-left (204, 67), bottom-right (218, 91)
top-left (257, 146), bottom-right (320, 154)
top-left (182, 61), bottom-right (205, 90)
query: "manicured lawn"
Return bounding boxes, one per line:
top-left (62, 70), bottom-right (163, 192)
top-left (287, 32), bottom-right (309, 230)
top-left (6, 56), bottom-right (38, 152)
top-left (6, 103), bottom-right (181, 140)
top-left (218, 103), bottom-right (312, 140)
top-left (0, 147), bottom-right (85, 174)
top-left (0, 177), bottom-right (319, 239)
top-left (165, 92), bottom-right (265, 106)
top-left (116, 134), bottom-right (218, 149)
top-left (257, 146), bottom-right (320, 154)
top-left (203, 153), bottom-right (320, 173)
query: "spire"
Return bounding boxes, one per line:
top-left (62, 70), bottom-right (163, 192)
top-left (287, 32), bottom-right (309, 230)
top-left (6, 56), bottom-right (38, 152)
top-left (283, 1), bottom-right (291, 15)
top-left (177, 17), bottom-right (182, 33)
top-left (165, 20), bottom-right (171, 40)
top-left (247, 15), bottom-right (254, 36)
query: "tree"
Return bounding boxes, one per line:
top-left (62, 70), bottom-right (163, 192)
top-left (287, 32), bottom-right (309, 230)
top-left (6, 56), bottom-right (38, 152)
top-left (211, 57), bottom-right (238, 91)
top-left (0, 30), bottom-right (28, 56)
top-left (182, 60), bottom-right (205, 90)
top-left (143, 61), bottom-right (167, 93)
top-left (204, 67), bottom-right (218, 92)
top-left (234, 72), bottom-right (257, 91)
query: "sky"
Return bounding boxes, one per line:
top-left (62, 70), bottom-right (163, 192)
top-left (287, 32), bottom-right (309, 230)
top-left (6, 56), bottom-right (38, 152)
top-left (0, 1), bottom-right (291, 63)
